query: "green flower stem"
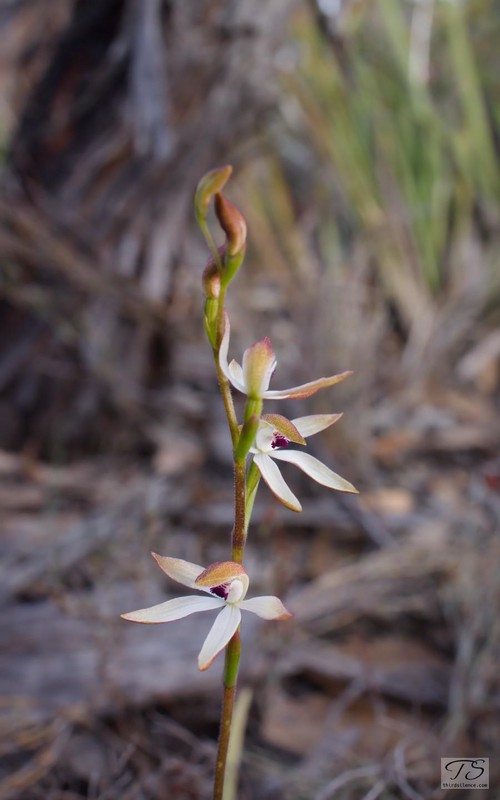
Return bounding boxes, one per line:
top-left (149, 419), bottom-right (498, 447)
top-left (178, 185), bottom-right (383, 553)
top-left (213, 631), bottom-right (241, 800)
top-left (199, 219), bottom-right (224, 273)
top-left (243, 397), bottom-right (262, 424)
top-left (234, 415), bottom-right (259, 462)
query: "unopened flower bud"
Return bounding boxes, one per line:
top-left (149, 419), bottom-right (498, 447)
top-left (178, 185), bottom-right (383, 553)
top-left (194, 165), bottom-right (233, 223)
top-left (214, 193), bottom-right (247, 257)
top-left (202, 257), bottom-right (221, 299)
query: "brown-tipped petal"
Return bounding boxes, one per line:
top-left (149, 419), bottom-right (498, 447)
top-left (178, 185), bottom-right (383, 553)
top-left (261, 414), bottom-right (306, 446)
top-left (121, 595), bottom-right (223, 624)
top-left (263, 371), bottom-right (353, 400)
top-left (214, 193), bottom-right (247, 256)
top-left (194, 165), bottom-right (233, 221)
top-left (195, 561), bottom-right (247, 588)
top-left (152, 554), bottom-right (205, 589)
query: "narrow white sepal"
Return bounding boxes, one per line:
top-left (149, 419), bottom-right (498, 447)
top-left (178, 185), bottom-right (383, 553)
top-left (121, 595), bottom-right (224, 624)
top-left (219, 314), bottom-right (246, 393)
top-left (152, 554), bottom-right (205, 589)
top-left (198, 604), bottom-right (241, 671)
top-left (291, 414), bottom-right (342, 438)
top-left (253, 453), bottom-right (302, 512)
top-left (262, 372), bottom-right (351, 400)
top-left (271, 449), bottom-right (358, 493)
top-left (239, 596), bottom-right (291, 620)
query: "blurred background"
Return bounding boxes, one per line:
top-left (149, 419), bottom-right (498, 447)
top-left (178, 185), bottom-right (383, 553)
top-left (0, 0), bottom-right (499, 798)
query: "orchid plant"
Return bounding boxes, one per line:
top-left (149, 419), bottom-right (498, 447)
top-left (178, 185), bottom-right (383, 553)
top-left (122, 165), bottom-right (357, 800)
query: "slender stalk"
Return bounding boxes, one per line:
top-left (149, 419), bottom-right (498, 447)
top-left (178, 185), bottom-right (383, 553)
top-left (232, 459), bottom-right (246, 564)
top-left (207, 283), bottom-right (247, 796)
top-left (210, 454), bottom-right (245, 799)
top-left (199, 219), bottom-right (224, 273)
top-left (213, 631), bottom-right (241, 800)
top-left (200, 198), bottom-right (251, 800)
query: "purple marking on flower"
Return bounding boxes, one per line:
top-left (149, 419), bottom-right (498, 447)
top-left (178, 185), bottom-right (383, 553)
top-left (271, 433), bottom-right (290, 450)
top-left (210, 584), bottom-right (228, 599)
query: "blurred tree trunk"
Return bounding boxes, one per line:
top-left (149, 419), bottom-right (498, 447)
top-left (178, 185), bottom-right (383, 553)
top-left (0, 0), bottom-right (293, 457)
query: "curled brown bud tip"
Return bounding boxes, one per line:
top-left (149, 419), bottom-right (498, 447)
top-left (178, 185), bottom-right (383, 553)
top-left (194, 165), bottom-right (233, 223)
top-left (202, 257), bottom-right (221, 299)
top-left (214, 193), bottom-right (247, 256)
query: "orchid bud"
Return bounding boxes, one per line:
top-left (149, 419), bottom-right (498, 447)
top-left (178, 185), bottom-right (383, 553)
top-left (194, 165), bottom-right (233, 224)
top-left (202, 256), bottom-right (222, 299)
top-left (214, 194), bottom-right (247, 257)
top-left (214, 193), bottom-right (247, 286)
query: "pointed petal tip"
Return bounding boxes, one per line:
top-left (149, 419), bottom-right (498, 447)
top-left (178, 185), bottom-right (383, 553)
top-left (254, 453), bottom-right (303, 512)
top-left (277, 610), bottom-right (293, 620)
top-left (198, 654), bottom-right (217, 672)
top-left (197, 606), bottom-right (241, 672)
top-left (120, 611), bottom-right (149, 624)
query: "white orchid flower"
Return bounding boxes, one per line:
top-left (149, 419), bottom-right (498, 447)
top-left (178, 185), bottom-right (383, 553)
top-left (122, 554), bottom-right (291, 671)
top-left (219, 313), bottom-right (351, 400)
top-left (250, 413), bottom-right (358, 512)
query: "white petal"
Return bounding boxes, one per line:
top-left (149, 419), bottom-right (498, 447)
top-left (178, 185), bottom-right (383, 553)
top-left (240, 596), bottom-right (291, 620)
top-left (228, 359), bottom-right (244, 388)
top-left (292, 414), bottom-right (342, 438)
top-left (198, 604), bottom-right (241, 671)
top-left (121, 595), bottom-right (224, 624)
top-left (218, 314), bottom-right (246, 392)
top-left (254, 420), bottom-right (275, 452)
top-left (263, 371), bottom-right (352, 400)
top-left (152, 554), bottom-right (205, 589)
top-left (253, 453), bottom-right (302, 512)
top-left (271, 450), bottom-right (358, 493)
